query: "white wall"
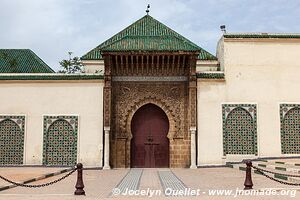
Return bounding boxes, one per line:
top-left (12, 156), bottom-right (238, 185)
top-left (0, 81), bottom-right (104, 167)
top-left (82, 60), bottom-right (104, 74)
top-left (197, 38), bottom-right (300, 166)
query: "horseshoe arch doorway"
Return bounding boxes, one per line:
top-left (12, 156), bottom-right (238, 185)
top-left (130, 103), bottom-right (169, 168)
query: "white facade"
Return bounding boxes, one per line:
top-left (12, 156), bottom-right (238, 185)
top-left (197, 36), bottom-right (300, 166)
top-left (0, 77), bottom-right (104, 167)
top-left (1, 35), bottom-right (300, 168)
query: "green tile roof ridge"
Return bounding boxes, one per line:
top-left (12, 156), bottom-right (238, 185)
top-left (82, 15), bottom-right (217, 60)
top-left (197, 72), bottom-right (224, 79)
top-left (0, 49), bottom-right (55, 73)
top-left (101, 35), bottom-right (201, 51)
top-left (224, 33), bottom-right (300, 39)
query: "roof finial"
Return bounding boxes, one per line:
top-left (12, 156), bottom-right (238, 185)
top-left (146, 4), bottom-right (150, 15)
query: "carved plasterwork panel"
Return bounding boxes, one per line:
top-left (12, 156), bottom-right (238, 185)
top-left (112, 82), bottom-right (187, 139)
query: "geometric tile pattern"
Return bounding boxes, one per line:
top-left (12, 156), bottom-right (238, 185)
top-left (158, 170), bottom-right (187, 196)
top-left (222, 104), bottom-right (257, 156)
top-left (112, 169), bottom-right (143, 196)
top-left (280, 104), bottom-right (300, 154)
top-left (0, 115), bottom-right (25, 165)
top-left (43, 115), bottom-right (78, 166)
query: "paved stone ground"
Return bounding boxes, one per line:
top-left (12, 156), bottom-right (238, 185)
top-left (272, 158), bottom-right (300, 164)
top-left (0, 167), bottom-right (299, 200)
top-left (0, 167), bottom-right (69, 187)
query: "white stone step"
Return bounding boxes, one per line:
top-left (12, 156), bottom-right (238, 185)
top-left (258, 159), bottom-right (300, 167)
top-left (254, 161), bottom-right (300, 174)
top-left (229, 162), bottom-right (300, 183)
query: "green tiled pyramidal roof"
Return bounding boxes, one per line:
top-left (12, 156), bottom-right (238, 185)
top-left (82, 15), bottom-right (217, 60)
top-left (0, 49), bottom-right (54, 73)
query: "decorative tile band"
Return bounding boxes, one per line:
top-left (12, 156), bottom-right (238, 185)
top-left (43, 115), bottom-right (78, 166)
top-left (222, 104), bottom-right (257, 156)
top-left (0, 115), bottom-right (25, 165)
top-left (280, 104), bottom-right (300, 154)
top-left (112, 76), bottom-right (188, 82)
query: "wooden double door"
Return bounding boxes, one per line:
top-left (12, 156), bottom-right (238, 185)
top-left (131, 104), bottom-right (169, 168)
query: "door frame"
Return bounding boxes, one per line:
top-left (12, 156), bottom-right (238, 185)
top-left (130, 103), bottom-right (170, 168)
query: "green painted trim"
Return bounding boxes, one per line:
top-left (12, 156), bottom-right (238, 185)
top-left (258, 164), bottom-right (267, 168)
top-left (239, 166), bottom-right (246, 171)
top-left (0, 74), bottom-right (103, 80)
top-left (254, 170), bottom-right (263, 175)
top-left (274, 174), bottom-right (288, 181)
top-left (224, 34), bottom-right (300, 39)
top-left (197, 72), bottom-right (225, 79)
top-left (275, 166), bottom-right (287, 171)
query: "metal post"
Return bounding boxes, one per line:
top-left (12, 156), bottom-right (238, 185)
top-left (244, 160), bottom-right (253, 190)
top-left (74, 163), bottom-right (85, 195)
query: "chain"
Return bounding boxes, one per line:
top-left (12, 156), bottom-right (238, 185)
top-left (252, 165), bottom-right (300, 178)
top-left (0, 168), bottom-right (76, 188)
top-left (252, 166), bottom-right (300, 186)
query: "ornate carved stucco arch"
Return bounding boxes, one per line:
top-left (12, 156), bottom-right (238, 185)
top-left (111, 82), bottom-right (190, 168)
top-left (122, 97), bottom-right (177, 167)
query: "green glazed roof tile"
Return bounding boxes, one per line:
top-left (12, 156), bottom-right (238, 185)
top-left (101, 36), bottom-right (201, 51)
top-left (82, 15), bottom-right (217, 60)
top-left (197, 72), bottom-right (224, 79)
top-left (0, 49), bottom-right (54, 73)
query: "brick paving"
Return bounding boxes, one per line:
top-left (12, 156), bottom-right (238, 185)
top-left (0, 167), bottom-right (299, 199)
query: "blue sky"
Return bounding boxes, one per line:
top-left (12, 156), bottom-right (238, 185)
top-left (1, 0), bottom-right (300, 71)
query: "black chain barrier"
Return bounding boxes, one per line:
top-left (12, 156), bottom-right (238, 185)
top-left (252, 165), bottom-right (300, 178)
top-left (252, 165), bottom-right (300, 186)
top-left (0, 168), bottom-right (76, 188)
top-left (243, 160), bottom-right (300, 189)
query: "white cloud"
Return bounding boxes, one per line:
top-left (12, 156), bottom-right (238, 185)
top-left (0, 0), bottom-right (299, 71)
